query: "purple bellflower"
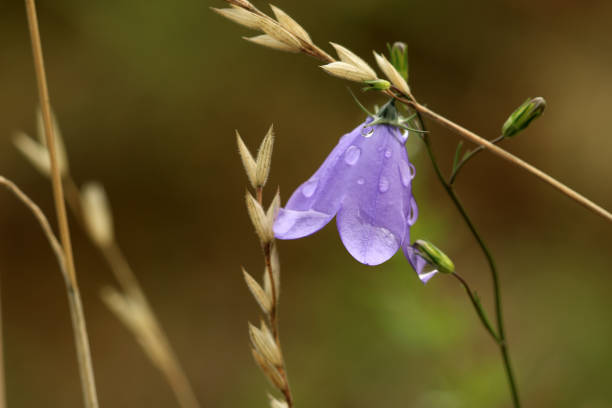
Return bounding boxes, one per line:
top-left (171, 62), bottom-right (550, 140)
top-left (274, 100), bottom-right (430, 276)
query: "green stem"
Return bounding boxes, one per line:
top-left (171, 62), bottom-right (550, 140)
top-left (452, 273), bottom-right (499, 343)
top-left (420, 130), bottom-right (521, 408)
top-left (449, 135), bottom-right (505, 185)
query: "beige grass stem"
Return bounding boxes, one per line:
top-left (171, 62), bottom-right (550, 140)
top-left (0, 176), bottom-right (64, 268)
top-left (403, 99), bottom-right (612, 222)
top-left (0, 176), bottom-right (68, 408)
top-left (23, 1), bottom-right (99, 407)
top-left (1, 176), bottom-right (103, 407)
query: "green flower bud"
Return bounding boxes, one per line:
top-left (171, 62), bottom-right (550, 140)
top-left (363, 79), bottom-right (391, 91)
top-left (388, 42), bottom-right (409, 81)
top-left (414, 240), bottom-right (455, 274)
top-left (502, 97), bottom-right (546, 138)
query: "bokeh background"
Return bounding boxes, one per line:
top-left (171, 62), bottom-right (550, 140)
top-left (1, 0), bottom-right (611, 407)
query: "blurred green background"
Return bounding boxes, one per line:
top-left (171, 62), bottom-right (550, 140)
top-left (1, 0), bottom-right (612, 407)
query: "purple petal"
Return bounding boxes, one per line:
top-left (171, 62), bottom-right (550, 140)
top-left (336, 125), bottom-right (411, 265)
top-left (273, 208), bottom-right (334, 239)
top-left (417, 269), bottom-right (439, 284)
top-left (403, 243), bottom-right (438, 284)
top-left (274, 119), bottom-right (373, 240)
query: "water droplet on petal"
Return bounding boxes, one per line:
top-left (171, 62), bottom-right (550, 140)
top-left (357, 178), bottom-right (365, 185)
top-left (362, 126), bottom-right (374, 138)
top-left (302, 179), bottom-right (318, 198)
top-left (408, 197), bottom-right (418, 225)
top-left (384, 149), bottom-right (392, 159)
top-left (344, 145), bottom-right (361, 165)
top-left (399, 160), bottom-right (416, 186)
top-left (379, 227), bottom-right (396, 248)
top-left (401, 130), bottom-right (409, 143)
top-left (378, 176), bottom-right (389, 193)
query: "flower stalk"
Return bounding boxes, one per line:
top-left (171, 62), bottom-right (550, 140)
top-left (419, 124), bottom-right (521, 408)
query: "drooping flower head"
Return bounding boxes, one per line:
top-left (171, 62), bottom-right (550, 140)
top-left (274, 100), bottom-right (420, 267)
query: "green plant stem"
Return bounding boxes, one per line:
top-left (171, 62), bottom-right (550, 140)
top-left (451, 273), bottom-right (498, 342)
top-left (420, 131), bottom-right (521, 408)
top-left (449, 135), bottom-right (505, 185)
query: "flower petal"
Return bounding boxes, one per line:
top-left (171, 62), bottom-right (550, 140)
top-left (403, 243), bottom-right (438, 284)
top-left (274, 119), bottom-right (372, 239)
top-left (273, 208), bottom-right (334, 239)
top-left (336, 125), bottom-right (409, 265)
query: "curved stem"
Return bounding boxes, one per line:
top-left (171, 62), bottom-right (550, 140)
top-left (419, 130), bottom-right (521, 408)
top-left (449, 135), bottom-right (505, 185)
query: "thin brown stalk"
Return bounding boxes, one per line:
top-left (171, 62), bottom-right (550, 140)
top-left (0, 176), bottom-right (65, 269)
top-left (0, 176), bottom-right (69, 408)
top-left (405, 99), bottom-right (612, 222)
top-left (23, 1), bottom-right (99, 407)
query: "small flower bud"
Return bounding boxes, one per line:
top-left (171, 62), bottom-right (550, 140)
top-left (502, 97), bottom-right (546, 138)
top-left (414, 239), bottom-right (455, 274)
top-left (363, 79), bottom-right (391, 91)
top-left (389, 41), bottom-right (409, 80)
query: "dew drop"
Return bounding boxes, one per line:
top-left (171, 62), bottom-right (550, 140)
top-left (378, 176), bottom-right (390, 193)
top-left (379, 227), bottom-right (396, 247)
top-left (362, 126), bottom-right (374, 138)
top-left (344, 145), bottom-right (361, 165)
top-left (357, 178), bottom-right (365, 185)
top-left (399, 161), bottom-right (416, 186)
top-left (408, 197), bottom-right (418, 225)
top-left (384, 149), bottom-right (392, 159)
top-left (401, 130), bottom-right (409, 143)
top-left (302, 179), bottom-right (318, 198)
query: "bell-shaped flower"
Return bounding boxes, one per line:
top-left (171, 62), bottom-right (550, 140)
top-left (273, 101), bottom-right (418, 266)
